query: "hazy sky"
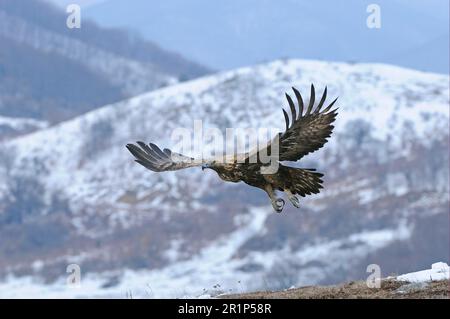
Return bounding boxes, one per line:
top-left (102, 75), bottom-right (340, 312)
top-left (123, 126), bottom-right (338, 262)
top-left (46, 0), bottom-right (449, 73)
top-left (44, 0), bottom-right (107, 8)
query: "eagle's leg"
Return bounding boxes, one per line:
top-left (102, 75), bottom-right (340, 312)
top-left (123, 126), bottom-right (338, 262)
top-left (264, 184), bottom-right (285, 213)
top-left (285, 189), bottom-right (300, 208)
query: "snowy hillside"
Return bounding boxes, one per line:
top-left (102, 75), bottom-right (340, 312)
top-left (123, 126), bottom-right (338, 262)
top-left (0, 116), bottom-right (48, 141)
top-left (0, 59), bottom-right (448, 298)
top-left (0, 10), bottom-right (176, 96)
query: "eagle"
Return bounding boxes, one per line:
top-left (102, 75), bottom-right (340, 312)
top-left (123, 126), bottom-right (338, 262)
top-left (126, 85), bottom-right (338, 213)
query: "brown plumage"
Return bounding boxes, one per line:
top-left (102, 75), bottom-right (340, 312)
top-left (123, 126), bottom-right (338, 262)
top-left (126, 85), bottom-right (338, 212)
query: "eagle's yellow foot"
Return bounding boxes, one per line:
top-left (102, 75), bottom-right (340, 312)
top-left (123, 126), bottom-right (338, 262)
top-left (272, 198), bottom-right (285, 213)
top-left (288, 194), bottom-right (300, 208)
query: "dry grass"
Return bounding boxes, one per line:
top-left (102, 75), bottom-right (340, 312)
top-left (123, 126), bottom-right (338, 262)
top-left (222, 279), bottom-right (449, 299)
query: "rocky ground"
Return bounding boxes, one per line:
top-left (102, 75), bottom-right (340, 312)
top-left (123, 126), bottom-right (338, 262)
top-left (222, 279), bottom-right (449, 299)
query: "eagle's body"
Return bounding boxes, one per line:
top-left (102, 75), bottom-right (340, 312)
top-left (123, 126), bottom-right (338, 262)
top-left (126, 85), bottom-right (338, 212)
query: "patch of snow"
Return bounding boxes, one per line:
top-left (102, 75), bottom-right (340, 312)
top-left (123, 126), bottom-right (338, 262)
top-left (397, 262), bottom-right (450, 283)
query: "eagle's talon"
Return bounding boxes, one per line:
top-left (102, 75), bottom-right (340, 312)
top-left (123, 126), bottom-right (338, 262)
top-left (289, 195), bottom-right (300, 208)
top-left (273, 198), bottom-right (285, 213)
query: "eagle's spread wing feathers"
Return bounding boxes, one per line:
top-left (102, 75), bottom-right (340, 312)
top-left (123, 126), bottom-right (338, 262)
top-left (126, 142), bottom-right (200, 172)
top-left (249, 85), bottom-right (338, 162)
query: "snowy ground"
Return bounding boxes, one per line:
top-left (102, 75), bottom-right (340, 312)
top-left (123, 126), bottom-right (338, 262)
top-left (396, 262), bottom-right (449, 283)
top-left (0, 261), bottom-right (448, 299)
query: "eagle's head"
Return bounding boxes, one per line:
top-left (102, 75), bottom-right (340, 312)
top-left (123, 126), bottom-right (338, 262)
top-left (201, 161), bottom-right (216, 171)
top-left (201, 160), bottom-right (240, 182)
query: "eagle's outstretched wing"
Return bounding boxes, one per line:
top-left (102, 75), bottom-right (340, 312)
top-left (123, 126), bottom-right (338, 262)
top-left (248, 85), bottom-right (338, 163)
top-left (126, 142), bottom-right (200, 172)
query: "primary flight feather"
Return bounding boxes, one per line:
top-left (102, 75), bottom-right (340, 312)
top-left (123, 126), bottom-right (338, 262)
top-left (126, 85), bottom-right (338, 213)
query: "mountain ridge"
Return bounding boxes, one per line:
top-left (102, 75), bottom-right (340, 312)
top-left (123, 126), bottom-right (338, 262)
top-left (0, 0), bottom-right (210, 139)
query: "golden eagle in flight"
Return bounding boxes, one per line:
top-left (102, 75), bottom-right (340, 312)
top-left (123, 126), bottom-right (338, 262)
top-left (126, 85), bottom-right (338, 213)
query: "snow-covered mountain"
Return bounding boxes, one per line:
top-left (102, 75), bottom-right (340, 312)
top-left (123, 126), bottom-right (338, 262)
top-left (0, 59), bottom-right (448, 298)
top-left (0, 116), bottom-right (49, 141)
